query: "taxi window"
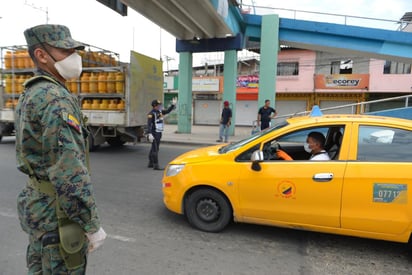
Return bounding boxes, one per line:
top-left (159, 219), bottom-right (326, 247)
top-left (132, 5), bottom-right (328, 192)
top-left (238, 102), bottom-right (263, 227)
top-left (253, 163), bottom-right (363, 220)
top-left (277, 127), bottom-right (329, 143)
top-left (264, 126), bottom-right (343, 161)
top-left (357, 125), bottom-right (412, 161)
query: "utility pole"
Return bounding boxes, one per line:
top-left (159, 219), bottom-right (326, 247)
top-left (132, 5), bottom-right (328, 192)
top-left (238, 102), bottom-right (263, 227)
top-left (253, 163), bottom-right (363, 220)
top-left (25, 1), bottom-right (49, 24)
top-left (163, 55), bottom-right (174, 74)
top-left (159, 27), bottom-right (162, 62)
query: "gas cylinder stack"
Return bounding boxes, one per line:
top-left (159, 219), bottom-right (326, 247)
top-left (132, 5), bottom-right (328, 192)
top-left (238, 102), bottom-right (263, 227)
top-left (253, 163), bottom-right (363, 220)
top-left (1, 46), bottom-right (34, 110)
top-left (0, 44), bottom-right (126, 142)
top-left (1, 44), bottom-right (161, 147)
top-left (0, 46), bottom-right (35, 141)
top-left (66, 47), bottom-right (126, 111)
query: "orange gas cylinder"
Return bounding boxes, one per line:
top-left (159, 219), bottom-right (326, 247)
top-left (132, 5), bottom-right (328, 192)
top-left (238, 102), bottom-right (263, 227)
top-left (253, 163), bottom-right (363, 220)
top-left (100, 99), bottom-right (109, 110)
top-left (16, 75), bottom-right (25, 94)
top-left (106, 72), bottom-right (116, 93)
top-left (101, 53), bottom-right (110, 66)
top-left (115, 72), bottom-right (124, 94)
top-left (5, 51), bottom-right (13, 69)
top-left (80, 73), bottom-right (90, 93)
top-left (108, 99), bottom-right (118, 110)
top-left (23, 51), bottom-right (31, 68)
top-left (5, 99), bottom-right (13, 108)
top-left (5, 75), bottom-right (12, 94)
top-left (91, 52), bottom-right (99, 67)
top-left (117, 100), bottom-right (125, 110)
top-left (70, 79), bottom-right (79, 94)
top-left (16, 50), bottom-right (25, 69)
top-left (82, 99), bottom-right (92, 109)
top-left (97, 72), bottom-right (107, 93)
top-left (91, 99), bottom-right (101, 109)
top-left (89, 73), bottom-right (98, 93)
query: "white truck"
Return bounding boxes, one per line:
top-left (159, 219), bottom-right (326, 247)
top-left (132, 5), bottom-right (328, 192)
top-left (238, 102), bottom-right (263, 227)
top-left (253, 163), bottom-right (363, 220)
top-left (0, 45), bottom-right (163, 149)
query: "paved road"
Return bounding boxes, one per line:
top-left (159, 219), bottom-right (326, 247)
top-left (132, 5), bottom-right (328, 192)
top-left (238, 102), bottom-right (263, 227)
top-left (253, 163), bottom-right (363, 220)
top-left (1, 138), bottom-right (411, 274)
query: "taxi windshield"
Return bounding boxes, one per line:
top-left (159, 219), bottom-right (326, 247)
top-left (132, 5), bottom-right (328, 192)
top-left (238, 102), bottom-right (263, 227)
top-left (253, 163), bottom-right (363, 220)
top-left (218, 121), bottom-right (289, 154)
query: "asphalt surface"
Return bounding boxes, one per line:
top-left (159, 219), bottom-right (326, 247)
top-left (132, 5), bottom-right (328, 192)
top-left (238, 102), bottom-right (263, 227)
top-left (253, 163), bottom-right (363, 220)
top-left (1, 136), bottom-right (412, 274)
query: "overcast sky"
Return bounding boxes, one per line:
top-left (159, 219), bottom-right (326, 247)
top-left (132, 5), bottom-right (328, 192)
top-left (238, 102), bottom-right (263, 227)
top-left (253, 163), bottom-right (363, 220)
top-left (1, 0), bottom-right (411, 70)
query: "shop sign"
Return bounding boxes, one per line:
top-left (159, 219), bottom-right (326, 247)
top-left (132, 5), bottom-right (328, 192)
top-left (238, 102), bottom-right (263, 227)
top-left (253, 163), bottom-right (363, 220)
top-left (192, 78), bottom-right (220, 92)
top-left (315, 74), bottom-right (369, 89)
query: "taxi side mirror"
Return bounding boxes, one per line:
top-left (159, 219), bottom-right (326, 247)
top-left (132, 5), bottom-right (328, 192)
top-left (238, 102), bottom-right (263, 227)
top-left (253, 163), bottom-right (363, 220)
top-left (251, 150), bottom-right (264, 171)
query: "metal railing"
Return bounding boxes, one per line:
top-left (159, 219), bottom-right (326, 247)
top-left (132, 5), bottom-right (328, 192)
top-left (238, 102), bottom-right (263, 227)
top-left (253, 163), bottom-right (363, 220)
top-left (239, 3), bottom-right (406, 31)
top-left (273, 94), bottom-right (412, 122)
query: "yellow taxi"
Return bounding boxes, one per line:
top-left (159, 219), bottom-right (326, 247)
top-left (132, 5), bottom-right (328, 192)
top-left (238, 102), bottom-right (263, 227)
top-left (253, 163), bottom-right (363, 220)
top-left (162, 108), bottom-right (412, 244)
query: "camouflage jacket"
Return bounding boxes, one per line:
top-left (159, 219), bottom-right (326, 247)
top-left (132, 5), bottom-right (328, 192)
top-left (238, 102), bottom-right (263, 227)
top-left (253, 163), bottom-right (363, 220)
top-left (15, 71), bottom-right (100, 239)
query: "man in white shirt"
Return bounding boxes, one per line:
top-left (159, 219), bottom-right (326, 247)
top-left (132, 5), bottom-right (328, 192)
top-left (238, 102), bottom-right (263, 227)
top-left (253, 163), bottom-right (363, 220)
top-left (277, 131), bottom-right (331, 161)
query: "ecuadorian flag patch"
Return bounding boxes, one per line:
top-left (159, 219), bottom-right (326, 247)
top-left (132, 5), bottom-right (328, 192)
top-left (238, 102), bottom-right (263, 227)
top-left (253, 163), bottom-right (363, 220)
top-left (66, 113), bottom-right (81, 133)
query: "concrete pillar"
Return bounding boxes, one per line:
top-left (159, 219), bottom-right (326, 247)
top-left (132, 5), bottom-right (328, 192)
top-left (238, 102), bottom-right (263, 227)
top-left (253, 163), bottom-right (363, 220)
top-left (258, 14), bottom-right (279, 109)
top-left (223, 50), bottom-right (237, 135)
top-left (177, 52), bottom-right (193, 133)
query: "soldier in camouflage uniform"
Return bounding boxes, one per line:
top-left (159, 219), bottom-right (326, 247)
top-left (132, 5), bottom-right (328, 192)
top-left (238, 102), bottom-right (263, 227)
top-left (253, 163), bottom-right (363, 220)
top-left (15, 24), bottom-right (106, 274)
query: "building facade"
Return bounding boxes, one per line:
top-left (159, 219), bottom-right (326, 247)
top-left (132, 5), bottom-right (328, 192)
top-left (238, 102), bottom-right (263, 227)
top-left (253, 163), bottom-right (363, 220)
top-left (164, 47), bottom-right (412, 126)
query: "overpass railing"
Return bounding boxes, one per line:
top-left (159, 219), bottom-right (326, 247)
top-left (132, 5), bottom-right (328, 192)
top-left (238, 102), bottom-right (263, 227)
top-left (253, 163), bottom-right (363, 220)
top-left (273, 94), bottom-right (412, 122)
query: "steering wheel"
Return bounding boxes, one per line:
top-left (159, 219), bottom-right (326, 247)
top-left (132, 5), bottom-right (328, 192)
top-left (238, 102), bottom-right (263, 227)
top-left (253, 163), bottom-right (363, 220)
top-left (269, 141), bottom-right (282, 160)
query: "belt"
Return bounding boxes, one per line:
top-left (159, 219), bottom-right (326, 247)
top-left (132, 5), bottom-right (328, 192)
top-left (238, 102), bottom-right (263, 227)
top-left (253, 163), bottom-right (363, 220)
top-left (42, 231), bottom-right (60, 247)
top-left (27, 176), bottom-right (56, 196)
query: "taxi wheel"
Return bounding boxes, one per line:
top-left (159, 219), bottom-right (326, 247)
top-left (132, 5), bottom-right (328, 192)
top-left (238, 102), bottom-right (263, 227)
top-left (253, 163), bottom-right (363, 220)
top-left (185, 188), bottom-right (232, 233)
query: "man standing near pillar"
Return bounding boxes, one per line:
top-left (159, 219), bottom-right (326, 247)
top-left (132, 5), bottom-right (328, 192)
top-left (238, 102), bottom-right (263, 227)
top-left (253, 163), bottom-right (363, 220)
top-left (216, 100), bottom-right (232, 143)
top-left (257, 99), bottom-right (277, 131)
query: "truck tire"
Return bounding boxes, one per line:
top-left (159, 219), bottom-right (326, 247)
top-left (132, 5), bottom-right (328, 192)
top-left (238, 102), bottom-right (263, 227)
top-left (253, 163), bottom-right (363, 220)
top-left (88, 134), bottom-right (98, 152)
top-left (106, 136), bottom-right (126, 147)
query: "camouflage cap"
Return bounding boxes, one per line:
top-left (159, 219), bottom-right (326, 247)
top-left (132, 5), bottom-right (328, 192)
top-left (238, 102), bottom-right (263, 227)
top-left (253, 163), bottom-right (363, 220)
top-left (24, 24), bottom-right (85, 50)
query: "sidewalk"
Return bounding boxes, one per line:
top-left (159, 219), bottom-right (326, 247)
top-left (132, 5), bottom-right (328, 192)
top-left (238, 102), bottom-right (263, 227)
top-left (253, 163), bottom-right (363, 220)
top-left (161, 124), bottom-right (252, 146)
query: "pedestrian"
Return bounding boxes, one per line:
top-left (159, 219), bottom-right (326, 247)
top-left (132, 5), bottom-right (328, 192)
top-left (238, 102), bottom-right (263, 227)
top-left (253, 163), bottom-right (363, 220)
top-left (257, 99), bottom-right (277, 131)
top-left (15, 24), bottom-right (106, 274)
top-left (216, 100), bottom-right (232, 142)
top-left (147, 98), bottom-right (177, 170)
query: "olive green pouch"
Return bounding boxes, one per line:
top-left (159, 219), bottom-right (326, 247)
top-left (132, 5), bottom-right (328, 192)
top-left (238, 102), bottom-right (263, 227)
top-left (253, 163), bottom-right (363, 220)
top-left (58, 218), bottom-right (86, 270)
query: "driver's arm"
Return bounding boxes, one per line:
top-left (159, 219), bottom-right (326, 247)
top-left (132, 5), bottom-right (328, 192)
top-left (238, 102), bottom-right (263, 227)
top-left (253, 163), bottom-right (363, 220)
top-left (276, 149), bottom-right (293, 160)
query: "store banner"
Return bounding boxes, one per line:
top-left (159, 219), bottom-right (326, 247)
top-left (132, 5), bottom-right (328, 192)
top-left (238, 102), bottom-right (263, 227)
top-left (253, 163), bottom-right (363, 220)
top-left (237, 75), bottom-right (259, 88)
top-left (315, 74), bottom-right (369, 89)
top-left (192, 78), bottom-right (220, 92)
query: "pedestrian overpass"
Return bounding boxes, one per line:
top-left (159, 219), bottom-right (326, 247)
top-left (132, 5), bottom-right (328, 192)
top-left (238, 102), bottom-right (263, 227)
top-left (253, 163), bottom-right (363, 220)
top-left (120, 0), bottom-right (412, 133)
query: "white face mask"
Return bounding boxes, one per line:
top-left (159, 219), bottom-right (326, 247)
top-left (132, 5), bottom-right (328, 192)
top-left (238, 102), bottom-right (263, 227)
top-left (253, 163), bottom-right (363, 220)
top-left (303, 142), bottom-right (312, 153)
top-left (54, 52), bottom-right (82, 80)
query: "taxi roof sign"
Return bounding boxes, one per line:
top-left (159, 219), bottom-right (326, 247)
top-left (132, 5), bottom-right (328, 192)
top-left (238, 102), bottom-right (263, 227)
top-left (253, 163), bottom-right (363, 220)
top-left (310, 105), bottom-right (323, 117)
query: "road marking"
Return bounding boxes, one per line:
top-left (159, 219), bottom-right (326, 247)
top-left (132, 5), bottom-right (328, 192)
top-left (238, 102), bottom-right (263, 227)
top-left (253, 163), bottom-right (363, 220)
top-left (107, 234), bottom-right (136, 243)
top-left (0, 210), bottom-right (17, 218)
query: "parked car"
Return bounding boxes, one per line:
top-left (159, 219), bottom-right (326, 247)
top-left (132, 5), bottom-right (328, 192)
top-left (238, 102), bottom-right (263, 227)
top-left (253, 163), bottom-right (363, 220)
top-left (161, 110), bottom-right (412, 245)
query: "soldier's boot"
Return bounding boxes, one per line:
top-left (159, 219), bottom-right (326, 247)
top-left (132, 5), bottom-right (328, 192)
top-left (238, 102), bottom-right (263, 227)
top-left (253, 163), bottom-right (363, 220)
top-left (148, 161), bottom-right (154, 168)
top-left (153, 164), bottom-right (164, 170)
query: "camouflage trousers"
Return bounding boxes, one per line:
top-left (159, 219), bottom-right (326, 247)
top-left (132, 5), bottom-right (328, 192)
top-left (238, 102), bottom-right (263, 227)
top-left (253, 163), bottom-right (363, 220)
top-left (26, 234), bottom-right (88, 275)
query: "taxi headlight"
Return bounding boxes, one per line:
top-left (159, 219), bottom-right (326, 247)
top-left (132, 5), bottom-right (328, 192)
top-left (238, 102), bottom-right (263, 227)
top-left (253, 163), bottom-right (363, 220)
top-left (166, 164), bottom-right (185, 177)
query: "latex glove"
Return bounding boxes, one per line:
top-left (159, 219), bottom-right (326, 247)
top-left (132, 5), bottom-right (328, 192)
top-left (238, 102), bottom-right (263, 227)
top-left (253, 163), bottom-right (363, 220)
top-left (86, 227), bottom-right (107, 253)
top-left (171, 97), bottom-right (177, 106)
top-left (147, 134), bottom-right (154, 143)
top-left (276, 149), bottom-right (293, 160)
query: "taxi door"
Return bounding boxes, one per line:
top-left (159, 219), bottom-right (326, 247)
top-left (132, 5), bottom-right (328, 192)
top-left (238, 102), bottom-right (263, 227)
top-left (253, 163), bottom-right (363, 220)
top-left (341, 123), bottom-right (412, 236)
top-left (236, 158), bottom-right (346, 228)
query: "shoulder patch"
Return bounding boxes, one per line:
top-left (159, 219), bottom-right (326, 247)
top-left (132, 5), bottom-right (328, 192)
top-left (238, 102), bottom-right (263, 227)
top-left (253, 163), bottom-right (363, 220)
top-left (148, 114), bottom-right (153, 118)
top-left (62, 111), bottom-right (81, 134)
